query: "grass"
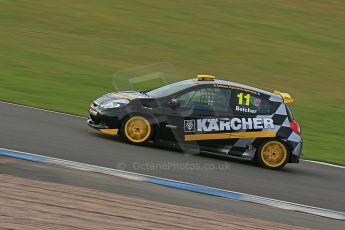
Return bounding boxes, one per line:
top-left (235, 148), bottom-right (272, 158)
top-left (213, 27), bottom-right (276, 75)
top-left (0, 0), bottom-right (344, 165)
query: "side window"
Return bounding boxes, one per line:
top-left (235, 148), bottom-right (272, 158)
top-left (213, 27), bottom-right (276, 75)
top-left (231, 91), bottom-right (272, 115)
top-left (177, 87), bottom-right (231, 113)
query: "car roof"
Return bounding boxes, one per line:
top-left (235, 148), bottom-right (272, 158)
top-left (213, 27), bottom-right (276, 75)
top-left (183, 78), bottom-right (281, 100)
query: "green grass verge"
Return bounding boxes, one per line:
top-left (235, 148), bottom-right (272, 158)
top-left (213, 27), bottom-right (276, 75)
top-left (0, 0), bottom-right (344, 165)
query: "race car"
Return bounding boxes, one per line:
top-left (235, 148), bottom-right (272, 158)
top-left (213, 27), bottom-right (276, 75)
top-left (87, 75), bottom-right (302, 169)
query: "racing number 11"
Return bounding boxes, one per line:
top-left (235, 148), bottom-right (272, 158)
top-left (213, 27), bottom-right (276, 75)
top-left (237, 93), bottom-right (250, 106)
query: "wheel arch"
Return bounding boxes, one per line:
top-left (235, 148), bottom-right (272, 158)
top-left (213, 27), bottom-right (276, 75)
top-left (253, 137), bottom-right (293, 161)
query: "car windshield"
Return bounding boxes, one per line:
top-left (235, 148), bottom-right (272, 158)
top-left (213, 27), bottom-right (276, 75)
top-left (146, 80), bottom-right (195, 98)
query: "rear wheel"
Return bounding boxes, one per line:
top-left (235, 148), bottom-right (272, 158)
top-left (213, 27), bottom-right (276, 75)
top-left (257, 140), bottom-right (289, 169)
top-left (122, 116), bottom-right (152, 145)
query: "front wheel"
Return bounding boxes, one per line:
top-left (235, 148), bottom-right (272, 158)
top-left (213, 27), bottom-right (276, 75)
top-left (257, 139), bottom-right (290, 169)
top-left (122, 116), bottom-right (152, 145)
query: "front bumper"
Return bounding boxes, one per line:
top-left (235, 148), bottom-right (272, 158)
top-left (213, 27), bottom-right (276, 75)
top-left (87, 117), bottom-right (108, 129)
top-left (87, 117), bottom-right (119, 135)
top-left (87, 98), bottom-right (122, 137)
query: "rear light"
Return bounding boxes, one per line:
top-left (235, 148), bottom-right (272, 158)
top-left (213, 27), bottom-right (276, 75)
top-left (289, 120), bottom-right (301, 135)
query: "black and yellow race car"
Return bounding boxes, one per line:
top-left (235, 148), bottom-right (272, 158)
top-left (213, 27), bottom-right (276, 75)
top-left (87, 75), bottom-right (302, 169)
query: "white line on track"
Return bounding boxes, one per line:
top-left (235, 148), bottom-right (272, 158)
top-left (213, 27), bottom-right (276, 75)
top-left (303, 160), bottom-right (345, 169)
top-left (0, 100), bottom-right (84, 118)
top-left (1, 100), bottom-right (344, 169)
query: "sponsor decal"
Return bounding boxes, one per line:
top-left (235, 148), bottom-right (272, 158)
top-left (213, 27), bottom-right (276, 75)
top-left (184, 120), bottom-right (195, 132)
top-left (253, 98), bottom-right (262, 107)
top-left (185, 117), bottom-right (274, 133)
top-left (214, 84), bottom-right (259, 95)
top-left (107, 93), bottom-right (135, 100)
top-left (235, 106), bottom-right (257, 114)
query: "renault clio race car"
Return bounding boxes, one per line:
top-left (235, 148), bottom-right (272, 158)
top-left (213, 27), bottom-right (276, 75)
top-left (87, 75), bottom-right (302, 169)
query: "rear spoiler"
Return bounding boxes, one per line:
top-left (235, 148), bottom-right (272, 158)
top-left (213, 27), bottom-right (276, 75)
top-left (273, 90), bottom-right (294, 104)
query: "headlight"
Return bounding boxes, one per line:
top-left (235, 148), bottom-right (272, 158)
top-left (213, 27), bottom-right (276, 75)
top-left (100, 101), bottom-right (123, 109)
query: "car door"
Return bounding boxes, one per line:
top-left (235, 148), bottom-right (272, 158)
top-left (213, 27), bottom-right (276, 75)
top-left (226, 89), bottom-right (275, 156)
top-left (164, 85), bottom-right (233, 151)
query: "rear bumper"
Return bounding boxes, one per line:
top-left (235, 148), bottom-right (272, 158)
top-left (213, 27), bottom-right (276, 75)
top-left (290, 154), bottom-right (300, 163)
top-left (292, 141), bottom-right (303, 156)
top-left (289, 141), bottom-right (302, 163)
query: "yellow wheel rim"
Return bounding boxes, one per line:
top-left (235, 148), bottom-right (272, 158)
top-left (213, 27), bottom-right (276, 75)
top-left (261, 141), bottom-right (287, 168)
top-left (124, 116), bottom-right (151, 143)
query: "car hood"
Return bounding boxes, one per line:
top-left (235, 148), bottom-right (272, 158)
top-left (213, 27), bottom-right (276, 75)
top-left (94, 91), bottom-right (149, 106)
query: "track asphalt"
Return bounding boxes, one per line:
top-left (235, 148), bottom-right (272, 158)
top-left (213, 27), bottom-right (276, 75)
top-left (2, 157), bottom-right (345, 229)
top-left (0, 101), bottom-right (344, 213)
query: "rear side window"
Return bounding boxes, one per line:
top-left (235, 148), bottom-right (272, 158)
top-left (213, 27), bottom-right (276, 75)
top-left (231, 91), bottom-right (272, 115)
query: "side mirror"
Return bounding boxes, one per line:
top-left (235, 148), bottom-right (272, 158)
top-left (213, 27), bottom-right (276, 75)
top-left (168, 98), bottom-right (180, 109)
